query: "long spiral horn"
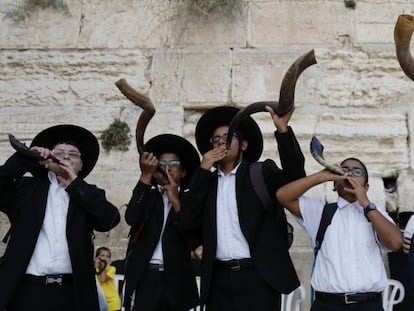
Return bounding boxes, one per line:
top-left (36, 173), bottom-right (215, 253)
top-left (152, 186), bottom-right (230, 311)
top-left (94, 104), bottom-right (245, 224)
top-left (394, 14), bottom-right (414, 81)
top-left (226, 49), bottom-right (317, 150)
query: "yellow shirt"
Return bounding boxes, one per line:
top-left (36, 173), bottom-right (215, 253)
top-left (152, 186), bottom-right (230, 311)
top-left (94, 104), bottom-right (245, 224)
top-left (97, 265), bottom-right (121, 311)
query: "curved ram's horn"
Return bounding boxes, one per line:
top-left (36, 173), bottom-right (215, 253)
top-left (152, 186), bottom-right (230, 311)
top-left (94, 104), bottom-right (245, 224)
top-left (115, 78), bottom-right (168, 180)
top-left (226, 49), bottom-right (317, 149)
top-left (394, 14), bottom-right (414, 81)
top-left (310, 136), bottom-right (344, 175)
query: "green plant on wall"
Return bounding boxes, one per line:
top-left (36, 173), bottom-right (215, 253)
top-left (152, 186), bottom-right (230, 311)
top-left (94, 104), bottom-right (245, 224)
top-left (101, 119), bottom-right (132, 152)
top-left (344, 0), bottom-right (356, 9)
top-left (5, 0), bottom-right (70, 22)
top-left (184, 0), bottom-right (235, 16)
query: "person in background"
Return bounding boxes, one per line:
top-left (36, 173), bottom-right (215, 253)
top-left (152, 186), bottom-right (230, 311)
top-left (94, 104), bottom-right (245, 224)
top-left (95, 247), bottom-right (122, 311)
top-left (180, 105), bottom-right (306, 311)
top-left (124, 134), bottom-right (200, 311)
top-left (0, 124), bottom-right (120, 311)
top-left (276, 157), bottom-right (402, 311)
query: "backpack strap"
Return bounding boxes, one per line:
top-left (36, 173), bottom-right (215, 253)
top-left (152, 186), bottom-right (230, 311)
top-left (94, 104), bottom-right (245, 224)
top-left (249, 162), bottom-right (272, 212)
top-left (311, 202), bottom-right (338, 303)
top-left (314, 202), bottom-right (338, 257)
top-left (249, 162), bottom-right (294, 248)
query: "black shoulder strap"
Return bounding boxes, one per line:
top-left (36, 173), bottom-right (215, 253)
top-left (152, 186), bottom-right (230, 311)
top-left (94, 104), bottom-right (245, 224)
top-left (249, 162), bottom-right (272, 212)
top-left (314, 202), bottom-right (338, 256)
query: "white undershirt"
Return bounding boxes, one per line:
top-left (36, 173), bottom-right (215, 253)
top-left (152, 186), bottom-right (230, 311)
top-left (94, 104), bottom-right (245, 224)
top-left (26, 172), bottom-right (72, 275)
top-left (297, 196), bottom-right (392, 293)
top-left (150, 186), bottom-right (173, 264)
top-left (215, 164), bottom-right (251, 260)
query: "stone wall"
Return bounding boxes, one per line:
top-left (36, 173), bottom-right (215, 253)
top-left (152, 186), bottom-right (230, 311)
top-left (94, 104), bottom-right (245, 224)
top-left (1, 0), bottom-right (414, 308)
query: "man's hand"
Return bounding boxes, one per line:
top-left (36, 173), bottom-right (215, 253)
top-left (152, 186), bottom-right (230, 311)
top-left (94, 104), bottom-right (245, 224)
top-left (200, 147), bottom-right (227, 171)
top-left (403, 236), bottom-right (412, 254)
top-left (139, 152), bottom-right (158, 184)
top-left (265, 105), bottom-right (293, 133)
top-left (344, 177), bottom-right (370, 208)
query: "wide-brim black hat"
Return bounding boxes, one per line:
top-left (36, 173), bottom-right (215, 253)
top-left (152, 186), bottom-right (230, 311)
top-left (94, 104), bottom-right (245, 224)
top-left (195, 106), bottom-right (263, 162)
top-left (30, 124), bottom-right (99, 178)
top-left (144, 134), bottom-right (200, 179)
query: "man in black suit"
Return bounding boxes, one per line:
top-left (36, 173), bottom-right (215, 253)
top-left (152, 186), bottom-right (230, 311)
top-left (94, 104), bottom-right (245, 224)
top-left (0, 124), bottom-right (120, 311)
top-left (180, 106), bottom-right (306, 311)
top-left (124, 134), bottom-right (200, 311)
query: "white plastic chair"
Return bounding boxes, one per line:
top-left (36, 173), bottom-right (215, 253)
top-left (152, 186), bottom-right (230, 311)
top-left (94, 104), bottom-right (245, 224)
top-left (281, 284), bottom-right (306, 311)
top-left (382, 278), bottom-right (405, 311)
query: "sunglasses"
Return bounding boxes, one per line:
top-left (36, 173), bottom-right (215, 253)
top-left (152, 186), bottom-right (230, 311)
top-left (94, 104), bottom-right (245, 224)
top-left (341, 167), bottom-right (365, 177)
top-left (52, 149), bottom-right (81, 159)
top-left (159, 160), bottom-right (181, 168)
top-left (210, 133), bottom-right (238, 144)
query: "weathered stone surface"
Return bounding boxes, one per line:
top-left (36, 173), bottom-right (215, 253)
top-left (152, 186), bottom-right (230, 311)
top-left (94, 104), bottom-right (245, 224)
top-left (2, 1), bottom-right (414, 305)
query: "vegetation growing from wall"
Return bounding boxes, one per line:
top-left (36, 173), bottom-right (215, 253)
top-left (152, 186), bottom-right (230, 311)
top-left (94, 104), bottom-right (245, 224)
top-left (101, 119), bottom-right (132, 152)
top-left (184, 0), bottom-right (239, 16)
top-left (5, 0), bottom-right (70, 22)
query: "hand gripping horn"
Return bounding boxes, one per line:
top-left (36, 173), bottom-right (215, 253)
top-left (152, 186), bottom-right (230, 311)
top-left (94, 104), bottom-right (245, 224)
top-left (310, 136), bottom-right (344, 175)
top-left (115, 78), bottom-right (168, 180)
top-left (394, 14), bottom-right (414, 81)
top-left (226, 49), bottom-right (317, 149)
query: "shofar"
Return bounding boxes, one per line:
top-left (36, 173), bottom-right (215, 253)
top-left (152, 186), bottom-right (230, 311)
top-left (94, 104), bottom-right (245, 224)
top-left (115, 78), bottom-right (168, 181)
top-left (310, 136), bottom-right (344, 175)
top-left (394, 14), bottom-right (414, 81)
top-left (225, 49), bottom-right (317, 149)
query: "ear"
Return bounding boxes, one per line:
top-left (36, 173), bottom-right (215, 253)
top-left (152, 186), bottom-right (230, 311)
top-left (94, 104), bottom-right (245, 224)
top-left (241, 140), bottom-right (248, 151)
top-left (180, 168), bottom-right (187, 179)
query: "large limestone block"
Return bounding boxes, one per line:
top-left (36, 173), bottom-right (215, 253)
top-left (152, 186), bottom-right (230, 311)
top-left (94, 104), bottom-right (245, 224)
top-left (250, 1), bottom-right (349, 47)
top-left (353, 2), bottom-right (414, 45)
top-left (232, 48), bottom-right (314, 105)
top-left (77, 0), bottom-right (171, 49)
top-left (306, 48), bottom-right (414, 112)
top-left (0, 49), bottom-right (151, 107)
top-left (168, 0), bottom-right (248, 47)
top-left (0, 0), bottom-right (81, 48)
top-left (397, 169), bottom-right (414, 212)
top-left (151, 49), bottom-right (232, 103)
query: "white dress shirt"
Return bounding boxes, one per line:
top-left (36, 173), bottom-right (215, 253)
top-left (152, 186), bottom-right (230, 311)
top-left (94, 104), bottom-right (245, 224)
top-left (297, 196), bottom-right (393, 293)
top-left (215, 164), bottom-right (251, 260)
top-left (150, 186), bottom-right (172, 264)
top-left (26, 172), bottom-right (72, 275)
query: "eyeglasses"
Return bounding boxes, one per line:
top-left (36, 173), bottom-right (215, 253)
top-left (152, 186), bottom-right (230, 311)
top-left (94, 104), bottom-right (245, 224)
top-left (159, 160), bottom-right (181, 168)
top-left (210, 133), bottom-right (238, 144)
top-left (341, 167), bottom-right (365, 177)
top-left (52, 149), bottom-right (82, 159)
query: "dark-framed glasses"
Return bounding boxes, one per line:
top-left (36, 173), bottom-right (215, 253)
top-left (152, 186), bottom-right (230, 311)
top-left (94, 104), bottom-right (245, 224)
top-left (159, 160), bottom-right (181, 168)
top-left (52, 149), bottom-right (81, 159)
top-left (210, 133), bottom-right (238, 144)
top-left (341, 167), bottom-right (365, 177)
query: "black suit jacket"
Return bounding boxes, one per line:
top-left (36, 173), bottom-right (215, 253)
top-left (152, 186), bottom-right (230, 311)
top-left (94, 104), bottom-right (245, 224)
top-left (124, 181), bottom-right (199, 310)
top-left (180, 127), bottom-right (306, 304)
top-left (0, 153), bottom-right (120, 311)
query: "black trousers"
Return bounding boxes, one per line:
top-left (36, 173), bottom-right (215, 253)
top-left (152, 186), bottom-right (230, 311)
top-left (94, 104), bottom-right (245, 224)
top-left (132, 269), bottom-right (186, 311)
top-left (205, 265), bottom-right (281, 311)
top-left (311, 298), bottom-right (384, 311)
top-left (7, 276), bottom-right (74, 311)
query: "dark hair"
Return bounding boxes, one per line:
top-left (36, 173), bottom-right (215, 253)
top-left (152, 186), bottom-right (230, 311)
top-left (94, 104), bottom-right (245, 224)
top-left (95, 246), bottom-right (111, 258)
top-left (340, 157), bottom-right (369, 184)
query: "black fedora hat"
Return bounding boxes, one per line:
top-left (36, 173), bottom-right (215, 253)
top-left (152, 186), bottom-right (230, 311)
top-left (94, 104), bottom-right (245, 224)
top-left (30, 124), bottom-right (99, 178)
top-left (195, 106), bottom-right (263, 162)
top-left (144, 134), bottom-right (200, 179)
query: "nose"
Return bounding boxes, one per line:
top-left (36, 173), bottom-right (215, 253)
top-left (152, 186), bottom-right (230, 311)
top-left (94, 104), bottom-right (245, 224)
top-left (217, 136), bottom-right (226, 144)
top-left (63, 152), bottom-right (70, 159)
